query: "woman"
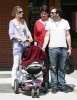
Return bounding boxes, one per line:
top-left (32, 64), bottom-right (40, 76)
top-left (34, 5), bottom-right (49, 47)
top-left (34, 5), bottom-right (50, 87)
top-left (9, 6), bottom-right (33, 88)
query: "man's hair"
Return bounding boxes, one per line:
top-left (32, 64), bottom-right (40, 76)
top-left (50, 6), bottom-right (62, 17)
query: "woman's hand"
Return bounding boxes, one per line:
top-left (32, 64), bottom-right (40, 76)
top-left (21, 38), bottom-right (27, 42)
top-left (28, 34), bottom-right (33, 42)
top-left (20, 38), bottom-right (33, 43)
top-left (42, 47), bottom-right (45, 51)
top-left (28, 36), bottom-right (33, 42)
top-left (34, 42), bottom-right (38, 46)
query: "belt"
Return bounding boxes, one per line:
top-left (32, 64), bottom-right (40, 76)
top-left (50, 47), bottom-right (67, 50)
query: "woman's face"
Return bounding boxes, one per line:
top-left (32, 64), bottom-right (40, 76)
top-left (40, 11), bottom-right (48, 21)
top-left (15, 9), bottom-right (23, 18)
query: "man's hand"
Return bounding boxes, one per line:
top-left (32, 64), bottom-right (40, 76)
top-left (67, 48), bottom-right (72, 55)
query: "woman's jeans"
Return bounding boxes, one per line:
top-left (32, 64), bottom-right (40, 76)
top-left (49, 47), bottom-right (67, 89)
top-left (11, 54), bottom-right (22, 86)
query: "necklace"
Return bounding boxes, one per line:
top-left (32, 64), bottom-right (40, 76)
top-left (54, 19), bottom-right (62, 28)
top-left (53, 19), bottom-right (62, 32)
top-left (17, 21), bottom-right (21, 25)
top-left (55, 21), bottom-right (60, 27)
top-left (14, 18), bottom-right (22, 26)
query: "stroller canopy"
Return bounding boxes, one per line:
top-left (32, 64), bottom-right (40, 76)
top-left (21, 45), bottom-right (46, 67)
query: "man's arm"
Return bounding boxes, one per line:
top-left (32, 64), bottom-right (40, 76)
top-left (42, 30), bottom-right (50, 50)
top-left (66, 30), bottom-right (72, 55)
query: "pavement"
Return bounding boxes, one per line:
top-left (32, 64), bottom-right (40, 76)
top-left (0, 70), bottom-right (77, 100)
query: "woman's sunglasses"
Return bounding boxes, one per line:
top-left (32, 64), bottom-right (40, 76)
top-left (18, 11), bottom-right (23, 14)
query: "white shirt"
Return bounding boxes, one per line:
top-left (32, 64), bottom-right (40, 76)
top-left (45, 18), bottom-right (70, 48)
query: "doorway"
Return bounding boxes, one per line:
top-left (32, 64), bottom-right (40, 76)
top-left (61, 0), bottom-right (77, 48)
top-left (28, 0), bottom-right (49, 35)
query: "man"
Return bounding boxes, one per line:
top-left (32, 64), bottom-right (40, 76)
top-left (42, 6), bottom-right (72, 93)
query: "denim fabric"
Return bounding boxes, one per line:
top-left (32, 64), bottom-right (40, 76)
top-left (49, 47), bottom-right (67, 89)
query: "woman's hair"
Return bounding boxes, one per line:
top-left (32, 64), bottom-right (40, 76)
top-left (12, 6), bottom-right (22, 17)
top-left (40, 4), bottom-right (49, 13)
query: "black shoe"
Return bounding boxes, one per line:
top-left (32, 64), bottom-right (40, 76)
top-left (59, 85), bottom-right (73, 93)
top-left (66, 85), bottom-right (73, 92)
top-left (51, 88), bottom-right (58, 94)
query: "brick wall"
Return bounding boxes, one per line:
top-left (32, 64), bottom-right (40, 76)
top-left (0, 0), bottom-right (24, 70)
top-left (72, 48), bottom-right (77, 68)
top-left (0, 0), bottom-right (77, 70)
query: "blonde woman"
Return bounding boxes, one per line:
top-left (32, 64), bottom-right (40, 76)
top-left (9, 6), bottom-right (33, 88)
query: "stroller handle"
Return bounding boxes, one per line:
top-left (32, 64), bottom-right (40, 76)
top-left (25, 40), bottom-right (42, 47)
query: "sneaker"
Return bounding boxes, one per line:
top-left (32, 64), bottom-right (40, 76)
top-left (59, 85), bottom-right (73, 93)
top-left (51, 88), bottom-right (58, 93)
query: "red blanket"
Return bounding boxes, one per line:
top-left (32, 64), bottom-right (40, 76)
top-left (21, 45), bottom-right (46, 67)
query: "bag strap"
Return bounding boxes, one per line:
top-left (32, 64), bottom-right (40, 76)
top-left (11, 20), bottom-right (28, 38)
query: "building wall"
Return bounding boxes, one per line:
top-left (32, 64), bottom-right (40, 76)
top-left (0, 0), bottom-right (77, 70)
top-left (0, 0), bottom-right (24, 70)
top-left (72, 49), bottom-right (77, 68)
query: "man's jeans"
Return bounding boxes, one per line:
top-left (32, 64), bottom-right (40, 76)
top-left (49, 47), bottom-right (67, 89)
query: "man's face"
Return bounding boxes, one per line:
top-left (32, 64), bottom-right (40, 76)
top-left (50, 9), bottom-right (57, 19)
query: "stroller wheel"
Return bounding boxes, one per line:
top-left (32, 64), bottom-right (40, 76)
top-left (14, 79), bottom-right (19, 94)
top-left (36, 88), bottom-right (40, 98)
top-left (43, 83), bottom-right (48, 93)
top-left (31, 88), bottom-right (35, 98)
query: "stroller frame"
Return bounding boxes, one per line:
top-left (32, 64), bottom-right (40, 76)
top-left (14, 41), bottom-right (48, 98)
top-left (14, 56), bottom-right (48, 98)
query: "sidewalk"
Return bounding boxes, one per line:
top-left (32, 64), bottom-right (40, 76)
top-left (0, 70), bottom-right (77, 100)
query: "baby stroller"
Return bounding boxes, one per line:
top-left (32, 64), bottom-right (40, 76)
top-left (14, 43), bottom-right (48, 98)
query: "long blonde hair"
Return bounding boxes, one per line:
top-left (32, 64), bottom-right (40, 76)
top-left (12, 6), bottom-right (22, 17)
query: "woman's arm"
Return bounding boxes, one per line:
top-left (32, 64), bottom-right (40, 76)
top-left (34, 22), bottom-right (38, 46)
top-left (42, 30), bottom-right (49, 50)
top-left (9, 21), bottom-right (26, 42)
top-left (13, 35), bottom-right (26, 42)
